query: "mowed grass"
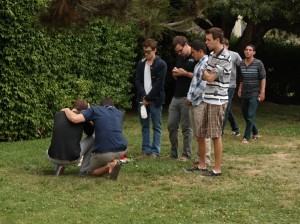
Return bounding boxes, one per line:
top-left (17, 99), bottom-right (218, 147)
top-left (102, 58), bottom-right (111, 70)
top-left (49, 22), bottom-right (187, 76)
top-left (0, 102), bottom-right (299, 224)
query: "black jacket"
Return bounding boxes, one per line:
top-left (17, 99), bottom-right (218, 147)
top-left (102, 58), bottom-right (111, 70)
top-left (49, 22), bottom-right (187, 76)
top-left (135, 56), bottom-right (167, 107)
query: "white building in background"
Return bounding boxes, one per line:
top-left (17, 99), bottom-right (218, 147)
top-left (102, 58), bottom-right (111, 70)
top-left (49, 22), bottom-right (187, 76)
top-left (232, 15), bottom-right (246, 37)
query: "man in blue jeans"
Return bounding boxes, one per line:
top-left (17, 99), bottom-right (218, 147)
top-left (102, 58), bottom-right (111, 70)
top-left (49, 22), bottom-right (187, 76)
top-left (238, 44), bottom-right (266, 144)
top-left (222, 38), bottom-right (242, 136)
top-left (135, 38), bottom-right (167, 158)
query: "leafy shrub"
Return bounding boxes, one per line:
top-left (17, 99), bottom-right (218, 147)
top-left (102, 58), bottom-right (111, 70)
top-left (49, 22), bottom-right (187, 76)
top-left (0, 0), bottom-right (138, 141)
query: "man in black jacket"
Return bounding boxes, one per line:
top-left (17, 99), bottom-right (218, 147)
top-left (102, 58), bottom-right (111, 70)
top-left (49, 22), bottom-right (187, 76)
top-left (135, 38), bottom-right (167, 158)
top-left (47, 99), bottom-right (94, 176)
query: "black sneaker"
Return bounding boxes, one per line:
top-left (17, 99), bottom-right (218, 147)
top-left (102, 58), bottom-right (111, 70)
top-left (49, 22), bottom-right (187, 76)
top-left (201, 170), bottom-right (222, 177)
top-left (185, 166), bottom-right (207, 172)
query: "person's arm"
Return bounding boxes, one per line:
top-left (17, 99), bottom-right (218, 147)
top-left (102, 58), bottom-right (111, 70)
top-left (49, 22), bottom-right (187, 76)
top-left (134, 60), bottom-right (147, 102)
top-left (61, 108), bottom-right (86, 123)
top-left (258, 60), bottom-right (267, 102)
top-left (202, 69), bottom-right (216, 82)
top-left (173, 67), bottom-right (193, 79)
top-left (258, 79), bottom-right (266, 101)
top-left (238, 82), bottom-right (243, 98)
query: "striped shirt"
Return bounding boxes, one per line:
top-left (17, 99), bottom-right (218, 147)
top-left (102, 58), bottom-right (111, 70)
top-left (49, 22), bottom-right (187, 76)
top-left (240, 58), bottom-right (266, 98)
top-left (187, 55), bottom-right (208, 106)
top-left (203, 48), bottom-right (232, 105)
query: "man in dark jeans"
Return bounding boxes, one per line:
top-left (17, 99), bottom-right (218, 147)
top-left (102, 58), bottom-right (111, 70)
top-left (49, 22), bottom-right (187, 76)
top-left (222, 38), bottom-right (242, 136)
top-left (134, 38), bottom-right (167, 158)
top-left (238, 44), bottom-right (266, 144)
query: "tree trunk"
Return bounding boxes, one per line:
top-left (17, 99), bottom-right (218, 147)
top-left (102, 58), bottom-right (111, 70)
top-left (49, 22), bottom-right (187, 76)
top-left (234, 21), bottom-right (269, 55)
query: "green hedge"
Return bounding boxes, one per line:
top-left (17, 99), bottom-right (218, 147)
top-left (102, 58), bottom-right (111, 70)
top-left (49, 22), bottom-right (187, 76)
top-left (256, 40), bottom-right (300, 105)
top-left (0, 0), bottom-right (138, 141)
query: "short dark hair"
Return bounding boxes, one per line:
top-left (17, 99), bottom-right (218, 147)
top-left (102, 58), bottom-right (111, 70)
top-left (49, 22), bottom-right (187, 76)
top-left (142, 38), bottom-right (157, 50)
top-left (190, 40), bottom-right (206, 54)
top-left (172, 36), bottom-right (188, 47)
top-left (100, 97), bottom-right (114, 107)
top-left (244, 44), bottom-right (256, 51)
top-left (205, 27), bottom-right (224, 43)
top-left (222, 37), bottom-right (229, 47)
top-left (73, 99), bottom-right (88, 111)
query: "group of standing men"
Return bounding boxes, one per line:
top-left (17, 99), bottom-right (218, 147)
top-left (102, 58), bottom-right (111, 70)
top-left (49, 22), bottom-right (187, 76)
top-left (135, 27), bottom-right (266, 176)
top-left (46, 26), bottom-right (266, 179)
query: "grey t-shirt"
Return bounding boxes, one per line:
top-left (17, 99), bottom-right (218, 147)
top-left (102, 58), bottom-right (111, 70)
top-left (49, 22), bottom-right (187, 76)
top-left (228, 50), bottom-right (242, 88)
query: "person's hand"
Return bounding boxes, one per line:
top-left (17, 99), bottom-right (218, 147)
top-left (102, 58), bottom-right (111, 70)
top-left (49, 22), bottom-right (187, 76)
top-left (173, 67), bottom-right (186, 77)
top-left (202, 70), bottom-right (209, 81)
top-left (142, 97), bottom-right (150, 106)
top-left (172, 67), bottom-right (179, 79)
top-left (61, 108), bottom-right (69, 112)
top-left (185, 99), bottom-right (191, 106)
top-left (258, 92), bottom-right (265, 102)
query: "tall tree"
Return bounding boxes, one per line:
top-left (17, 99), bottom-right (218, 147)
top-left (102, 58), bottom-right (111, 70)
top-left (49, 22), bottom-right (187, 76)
top-left (204, 0), bottom-right (300, 53)
top-left (40, 0), bottom-right (300, 51)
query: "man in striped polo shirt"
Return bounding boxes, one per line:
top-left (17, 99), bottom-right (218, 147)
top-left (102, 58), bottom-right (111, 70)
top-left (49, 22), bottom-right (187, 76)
top-left (238, 44), bottom-right (266, 144)
top-left (198, 27), bottom-right (232, 177)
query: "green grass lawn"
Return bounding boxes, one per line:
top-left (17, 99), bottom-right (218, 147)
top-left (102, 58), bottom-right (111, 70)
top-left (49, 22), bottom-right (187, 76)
top-left (0, 102), bottom-right (299, 224)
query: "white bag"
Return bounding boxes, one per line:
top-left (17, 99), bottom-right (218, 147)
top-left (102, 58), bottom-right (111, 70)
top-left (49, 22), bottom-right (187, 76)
top-left (140, 105), bottom-right (148, 119)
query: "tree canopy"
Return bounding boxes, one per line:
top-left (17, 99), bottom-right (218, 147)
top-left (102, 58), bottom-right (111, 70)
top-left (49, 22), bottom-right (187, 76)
top-left (40, 0), bottom-right (300, 53)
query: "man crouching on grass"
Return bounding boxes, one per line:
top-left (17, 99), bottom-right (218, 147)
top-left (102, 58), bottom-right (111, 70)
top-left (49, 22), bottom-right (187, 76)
top-left (62, 98), bottom-right (127, 180)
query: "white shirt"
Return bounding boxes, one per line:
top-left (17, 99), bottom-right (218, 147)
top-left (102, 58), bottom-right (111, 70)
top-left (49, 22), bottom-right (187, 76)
top-left (144, 63), bottom-right (152, 94)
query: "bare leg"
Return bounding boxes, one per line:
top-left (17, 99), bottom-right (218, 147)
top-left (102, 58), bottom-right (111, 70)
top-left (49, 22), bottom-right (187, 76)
top-left (92, 164), bottom-right (109, 176)
top-left (212, 137), bottom-right (222, 172)
top-left (92, 160), bottom-right (118, 177)
top-left (198, 137), bottom-right (206, 168)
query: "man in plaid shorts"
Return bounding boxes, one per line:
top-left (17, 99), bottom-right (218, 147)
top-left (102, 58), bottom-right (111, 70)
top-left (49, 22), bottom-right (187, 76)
top-left (198, 27), bottom-right (232, 177)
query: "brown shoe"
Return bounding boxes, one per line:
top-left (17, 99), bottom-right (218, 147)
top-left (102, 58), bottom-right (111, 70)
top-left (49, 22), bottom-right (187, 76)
top-left (178, 156), bottom-right (188, 162)
top-left (108, 163), bottom-right (121, 180)
top-left (149, 154), bottom-right (158, 158)
top-left (136, 153), bottom-right (149, 158)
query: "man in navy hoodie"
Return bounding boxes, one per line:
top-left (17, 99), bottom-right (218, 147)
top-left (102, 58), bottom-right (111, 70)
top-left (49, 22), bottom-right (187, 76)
top-left (62, 98), bottom-right (127, 180)
top-left (135, 38), bottom-right (167, 158)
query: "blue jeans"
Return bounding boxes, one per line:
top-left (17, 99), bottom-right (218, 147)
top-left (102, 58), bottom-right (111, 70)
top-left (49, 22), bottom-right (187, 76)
top-left (167, 97), bottom-right (192, 159)
top-left (241, 97), bottom-right (259, 141)
top-left (138, 103), bottom-right (162, 156)
top-left (222, 88), bottom-right (239, 134)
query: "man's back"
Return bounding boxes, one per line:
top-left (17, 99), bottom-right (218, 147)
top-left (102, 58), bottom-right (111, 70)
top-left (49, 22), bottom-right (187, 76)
top-left (82, 106), bottom-right (128, 153)
top-left (48, 111), bottom-right (84, 161)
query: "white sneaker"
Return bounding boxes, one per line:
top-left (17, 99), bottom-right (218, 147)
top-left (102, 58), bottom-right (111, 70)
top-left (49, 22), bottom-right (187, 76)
top-left (232, 131), bottom-right (240, 136)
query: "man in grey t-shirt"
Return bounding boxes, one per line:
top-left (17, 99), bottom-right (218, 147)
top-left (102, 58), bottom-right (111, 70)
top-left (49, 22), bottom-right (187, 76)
top-left (222, 38), bottom-right (242, 136)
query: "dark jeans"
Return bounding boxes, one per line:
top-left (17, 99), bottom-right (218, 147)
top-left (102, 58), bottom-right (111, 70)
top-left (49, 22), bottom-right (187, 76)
top-left (222, 88), bottom-right (239, 134)
top-left (241, 97), bottom-right (259, 141)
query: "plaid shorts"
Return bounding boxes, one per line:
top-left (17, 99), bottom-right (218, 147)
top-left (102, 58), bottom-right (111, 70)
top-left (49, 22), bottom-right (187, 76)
top-left (194, 102), bottom-right (226, 138)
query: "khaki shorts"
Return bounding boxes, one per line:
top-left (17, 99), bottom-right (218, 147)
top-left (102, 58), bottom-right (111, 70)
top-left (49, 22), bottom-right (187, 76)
top-left (191, 102), bottom-right (226, 138)
top-left (88, 150), bottom-right (126, 173)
